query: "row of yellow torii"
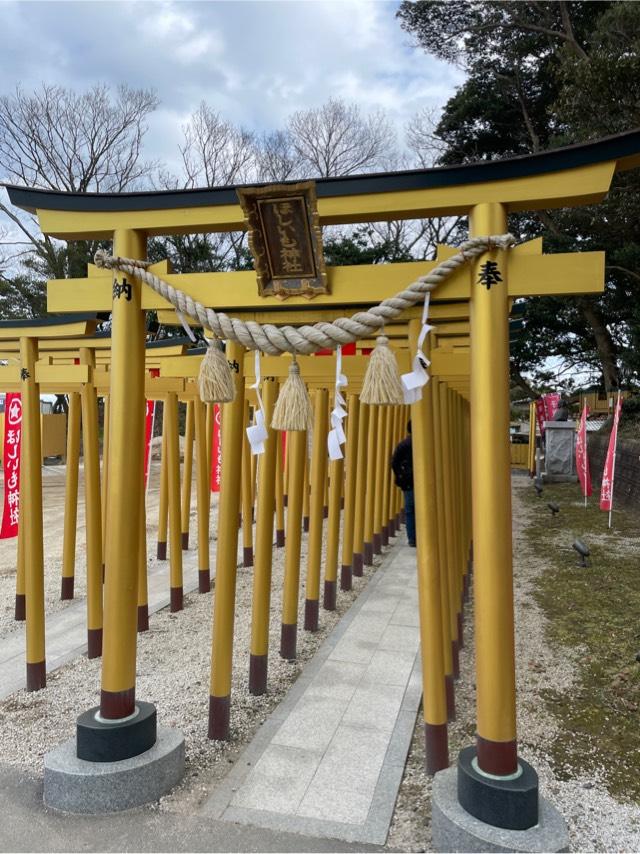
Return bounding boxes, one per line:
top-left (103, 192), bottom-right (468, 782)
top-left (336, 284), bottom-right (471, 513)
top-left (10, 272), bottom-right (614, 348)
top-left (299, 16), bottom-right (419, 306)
top-left (5, 131), bottom-right (637, 820)
top-left (0, 318), bottom-right (467, 700)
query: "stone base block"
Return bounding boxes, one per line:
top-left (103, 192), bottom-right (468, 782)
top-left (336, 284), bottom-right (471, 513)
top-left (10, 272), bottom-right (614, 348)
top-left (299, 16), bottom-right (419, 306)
top-left (542, 474), bottom-right (578, 484)
top-left (432, 767), bottom-right (569, 853)
top-left (43, 726), bottom-right (185, 814)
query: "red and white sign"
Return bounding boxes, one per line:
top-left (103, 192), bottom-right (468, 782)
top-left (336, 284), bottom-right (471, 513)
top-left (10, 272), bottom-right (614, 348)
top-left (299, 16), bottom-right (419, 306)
top-left (600, 394), bottom-right (623, 513)
top-left (575, 403), bottom-right (592, 499)
top-left (210, 404), bottom-right (222, 493)
top-left (144, 400), bottom-right (156, 489)
top-left (0, 394), bottom-right (22, 539)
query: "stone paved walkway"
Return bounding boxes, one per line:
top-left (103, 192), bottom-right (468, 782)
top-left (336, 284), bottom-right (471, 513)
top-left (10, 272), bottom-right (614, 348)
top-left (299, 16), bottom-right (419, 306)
top-left (202, 543), bottom-right (421, 846)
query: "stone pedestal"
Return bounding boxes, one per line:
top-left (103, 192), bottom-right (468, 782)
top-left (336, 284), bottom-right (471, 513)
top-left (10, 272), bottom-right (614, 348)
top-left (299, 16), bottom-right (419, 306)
top-left (432, 767), bottom-right (570, 853)
top-left (543, 421), bottom-right (577, 483)
top-left (44, 726), bottom-right (185, 813)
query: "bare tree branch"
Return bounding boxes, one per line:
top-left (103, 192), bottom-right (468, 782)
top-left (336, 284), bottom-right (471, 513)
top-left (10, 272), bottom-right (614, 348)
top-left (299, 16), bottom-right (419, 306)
top-left (256, 130), bottom-right (303, 182)
top-left (606, 265), bottom-right (640, 284)
top-left (405, 107), bottom-right (447, 167)
top-left (288, 98), bottom-right (397, 178)
top-left (0, 83), bottom-right (160, 289)
top-left (0, 83), bottom-right (159, 193)
top-left (178, 102), bottom-right (257, 189)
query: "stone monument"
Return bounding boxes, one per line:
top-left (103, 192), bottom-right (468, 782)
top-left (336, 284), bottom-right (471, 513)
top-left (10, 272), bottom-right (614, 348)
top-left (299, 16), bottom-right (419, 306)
top-left (543, 420), bottom-right (577, 483)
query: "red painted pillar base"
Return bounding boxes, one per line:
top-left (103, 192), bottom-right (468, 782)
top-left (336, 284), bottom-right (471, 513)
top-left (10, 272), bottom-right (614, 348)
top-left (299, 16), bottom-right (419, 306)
top-left (425, 722), bottom-right (449, 775)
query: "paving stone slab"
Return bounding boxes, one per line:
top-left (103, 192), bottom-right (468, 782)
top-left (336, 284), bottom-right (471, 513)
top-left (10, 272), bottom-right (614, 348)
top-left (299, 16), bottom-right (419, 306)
top-left (201, 541), bottom-right (423, 845)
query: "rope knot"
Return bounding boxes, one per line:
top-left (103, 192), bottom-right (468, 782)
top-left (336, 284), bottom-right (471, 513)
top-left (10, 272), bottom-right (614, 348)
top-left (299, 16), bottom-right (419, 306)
top-left (94, 250), bottom-right (113, 269)
top-left (289, 357), bottom-right (301, 376)
top-left (94, 250), bottom-right (151, 271)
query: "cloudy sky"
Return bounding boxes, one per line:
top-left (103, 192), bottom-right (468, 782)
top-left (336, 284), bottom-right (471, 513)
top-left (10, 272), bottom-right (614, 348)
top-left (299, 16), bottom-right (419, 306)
top-left (0, 0), bottom-right (464, 175)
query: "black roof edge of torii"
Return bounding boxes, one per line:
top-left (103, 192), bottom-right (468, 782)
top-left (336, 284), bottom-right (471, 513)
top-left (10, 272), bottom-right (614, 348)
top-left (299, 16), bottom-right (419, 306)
top-left (0, 313), bottom-right (99, 328)
top-left (3, 128), bottom-right (640, 214)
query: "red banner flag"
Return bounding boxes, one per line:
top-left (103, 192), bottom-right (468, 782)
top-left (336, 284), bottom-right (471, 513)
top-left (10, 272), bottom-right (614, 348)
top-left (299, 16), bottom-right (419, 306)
top-left (144, 400), bottom-right (155, 489)
top-left (543, 392), bottom-right (561, 422)
top-left (210, 404), bottom-right (222, 493)
top-left (0, 394), bottom-right (22, 539)
top-left (575, 403), bottom-right (592, 499)
top-left (600, 394), bottom-right (623, 513)
top-left (535, 398), bottom-right (546, 436)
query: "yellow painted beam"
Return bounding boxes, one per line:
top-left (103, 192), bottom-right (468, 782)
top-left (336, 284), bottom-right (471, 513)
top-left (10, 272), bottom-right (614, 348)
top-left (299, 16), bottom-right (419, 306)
top-left (35, 364), bottom-right (90, 385)
top-left (46, 354), bottom-right (179, 369)
top-left (314, 321), bottom-right (469, 341)
top-left (357, 339), bottom-right (409, 350)
top-left (161, 352), bottom-right (411, 382)
top-left (159, 356), bottom-right (202, 379)
top-left (434, 322), bottom-right (470, 336)
top-left (435, 336), bottom-right (469, 348)
top-left (146, 377), bottom-right (185, 395)
top-left (0, 338), bottom-right (109, 353)
top-left (430, 349), bottom-right (470, 378)
top-left (36, 161), bottom-right (615, 239)
top-left (48, 260), bottom-right (444, 312)
top-left (0, 320), bottom-right (97, 340)
top-left (0, 366), bottom-right (20, 384)
top-left (507, 251), bottom-right (604, 298)
top-left (47, 249), bottom-right (604, 314)
top-left (93, 346), bottom-right (188, 363)
top-left (91, 375), bottom-right (184, 396)
top-left (0, 339), bottom-right (190, 358)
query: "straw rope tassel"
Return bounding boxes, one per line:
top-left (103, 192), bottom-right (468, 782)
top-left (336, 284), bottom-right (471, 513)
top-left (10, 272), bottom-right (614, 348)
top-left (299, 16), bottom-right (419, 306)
top-left (198, 338), bottom-right (236, 404)
top-left (360, 335), bottom-right (404, 405)
top-left (272, 356), bottom-right (313, 431)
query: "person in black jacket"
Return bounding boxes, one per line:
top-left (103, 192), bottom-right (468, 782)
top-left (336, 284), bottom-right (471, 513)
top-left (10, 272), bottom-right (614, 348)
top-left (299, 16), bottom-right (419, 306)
top-left (391, 421), bottom-right (415, 546)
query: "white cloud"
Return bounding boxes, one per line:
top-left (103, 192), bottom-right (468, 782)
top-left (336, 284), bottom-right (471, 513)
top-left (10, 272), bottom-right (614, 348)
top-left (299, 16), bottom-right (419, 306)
top-left (0, 0), bottom-right (464, 173)
top-left (146, 4), bottom-right (197, 40)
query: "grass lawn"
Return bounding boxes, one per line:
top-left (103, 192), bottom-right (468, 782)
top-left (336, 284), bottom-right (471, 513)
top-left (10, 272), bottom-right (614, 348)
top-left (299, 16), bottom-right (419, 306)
top-left (522, 481), bottom-right (640, 800)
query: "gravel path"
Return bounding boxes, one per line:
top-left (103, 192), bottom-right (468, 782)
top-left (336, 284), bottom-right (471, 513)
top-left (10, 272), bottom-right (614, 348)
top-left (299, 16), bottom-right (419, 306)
top-left (0, 466), bottom-right (87, 637)
top-left (0, 455), bottom-right (181, 638)
top-left (387, 473), bottom-right (640, 853)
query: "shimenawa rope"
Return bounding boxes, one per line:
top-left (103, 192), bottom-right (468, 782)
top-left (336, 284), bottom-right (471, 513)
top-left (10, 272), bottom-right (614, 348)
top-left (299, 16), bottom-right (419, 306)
top-left (95, 234), bottom-right (514, 419)
top-left (94, 234), bottom-right (515, 356)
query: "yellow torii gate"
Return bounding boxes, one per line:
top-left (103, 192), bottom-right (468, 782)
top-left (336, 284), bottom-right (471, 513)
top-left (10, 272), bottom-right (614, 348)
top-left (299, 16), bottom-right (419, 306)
top-left (0, 330), bottom-right (198, 663)
top-left (6, 128), bottom-right (639, 831)
top-left (0, 316), bottom-right (98, 676)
